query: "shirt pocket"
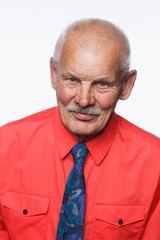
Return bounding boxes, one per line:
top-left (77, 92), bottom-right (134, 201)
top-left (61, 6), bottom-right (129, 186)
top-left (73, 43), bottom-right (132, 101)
top-left (1, 191), bottom-right (50, 240)
top-left (93, 204), bottom-right (144, 240)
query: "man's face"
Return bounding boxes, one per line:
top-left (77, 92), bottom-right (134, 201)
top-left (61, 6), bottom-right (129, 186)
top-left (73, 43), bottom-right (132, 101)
top-left (51, 40), bottom-right (132, 141)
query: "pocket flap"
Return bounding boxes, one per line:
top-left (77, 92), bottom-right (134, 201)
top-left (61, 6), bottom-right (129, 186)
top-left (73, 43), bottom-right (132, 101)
top-left (96, 204), bottom-right (145, 226)
top-left (2, 191), bottom-right (50, 217)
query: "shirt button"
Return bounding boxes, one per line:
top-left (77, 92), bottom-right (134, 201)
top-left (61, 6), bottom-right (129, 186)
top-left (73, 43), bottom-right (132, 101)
top-left (23, 209), bottom-right (28, 215)
top-left (118, 219), bottom-right (123, 225)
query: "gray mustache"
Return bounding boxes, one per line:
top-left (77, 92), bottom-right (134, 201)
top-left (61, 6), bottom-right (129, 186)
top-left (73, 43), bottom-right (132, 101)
top-left (66, 103), bottom-right (102, 116)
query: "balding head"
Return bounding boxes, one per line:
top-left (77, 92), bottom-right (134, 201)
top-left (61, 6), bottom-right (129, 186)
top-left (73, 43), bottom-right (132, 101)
top-left (54, 18), bottom-right (131, 76)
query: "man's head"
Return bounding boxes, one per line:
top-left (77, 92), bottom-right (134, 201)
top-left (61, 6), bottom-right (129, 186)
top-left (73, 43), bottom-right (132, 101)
top-left (50, 18), bottom-right (137, 141)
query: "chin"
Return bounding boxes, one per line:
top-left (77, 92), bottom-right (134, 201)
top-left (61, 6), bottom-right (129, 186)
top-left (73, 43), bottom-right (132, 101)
top-left (63, 117), bottom-right (105, 140)
top-left (69, 126), bottom-right (100, 141)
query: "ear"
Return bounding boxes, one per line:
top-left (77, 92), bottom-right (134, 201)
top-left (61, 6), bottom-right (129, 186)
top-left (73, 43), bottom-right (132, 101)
top-left (119, 70), bottom-right (137, 100)
top-left (50, 57), bottom-right (57, 90)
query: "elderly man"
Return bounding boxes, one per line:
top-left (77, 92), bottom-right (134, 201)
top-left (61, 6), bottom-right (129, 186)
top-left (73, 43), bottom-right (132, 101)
top-left (0, 18), bottom-right (160, 240)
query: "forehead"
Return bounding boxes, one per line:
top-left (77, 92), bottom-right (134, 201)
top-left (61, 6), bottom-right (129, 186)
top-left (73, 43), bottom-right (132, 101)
top-left (58, 38), bottom-right (121, 79)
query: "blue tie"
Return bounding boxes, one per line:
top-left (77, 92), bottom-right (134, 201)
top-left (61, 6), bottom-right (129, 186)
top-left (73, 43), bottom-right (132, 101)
top-left (56, 142), bottom-right (88, 240)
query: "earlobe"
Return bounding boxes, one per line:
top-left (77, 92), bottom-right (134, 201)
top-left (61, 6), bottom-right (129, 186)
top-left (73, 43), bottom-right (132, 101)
top-left (119, 70), bottom-right (137, 100)
top-left (50, 57), bottom-right (57, 90)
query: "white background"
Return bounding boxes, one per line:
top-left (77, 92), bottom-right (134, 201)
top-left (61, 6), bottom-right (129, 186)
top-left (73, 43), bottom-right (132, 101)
top-left (0, 0), bottom-right (160, 136)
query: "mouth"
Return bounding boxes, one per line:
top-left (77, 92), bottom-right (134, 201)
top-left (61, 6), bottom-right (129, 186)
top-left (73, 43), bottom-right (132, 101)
top-left (72, 112), bottom-right (96, 121)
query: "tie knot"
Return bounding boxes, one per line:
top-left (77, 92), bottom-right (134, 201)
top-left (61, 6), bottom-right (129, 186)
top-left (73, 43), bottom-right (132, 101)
top-left (71, 142), bottom-right (88, 169)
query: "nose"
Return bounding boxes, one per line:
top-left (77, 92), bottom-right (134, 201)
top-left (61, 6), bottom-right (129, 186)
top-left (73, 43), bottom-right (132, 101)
top-left (74, 83), bottom-right (95, 107)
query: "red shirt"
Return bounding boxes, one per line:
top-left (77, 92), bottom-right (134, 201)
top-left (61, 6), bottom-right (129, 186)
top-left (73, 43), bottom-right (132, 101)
top-left (0, 107), bottom-right (160, 240)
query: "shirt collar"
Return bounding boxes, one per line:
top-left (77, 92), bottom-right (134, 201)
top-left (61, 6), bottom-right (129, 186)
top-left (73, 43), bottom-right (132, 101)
top-left (86, 112), bottom-right (118, 165)
top-left (54, 107), bottom-right (118, 165)
top-left (54, 108), bottom-right (78, 159)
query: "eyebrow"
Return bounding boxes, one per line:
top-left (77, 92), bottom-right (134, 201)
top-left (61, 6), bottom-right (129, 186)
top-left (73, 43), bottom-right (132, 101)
top-left (61, 73), bottom-right (80, 80)
top-left (61, 72), bottom-right (116, 83)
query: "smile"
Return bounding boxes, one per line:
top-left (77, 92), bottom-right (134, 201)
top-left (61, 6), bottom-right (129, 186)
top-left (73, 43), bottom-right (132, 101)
top-left (72, 112), bottom-right (97, 121)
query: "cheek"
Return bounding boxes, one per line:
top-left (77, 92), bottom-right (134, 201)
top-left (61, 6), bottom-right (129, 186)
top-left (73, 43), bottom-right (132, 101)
top-left (56, 84), bottom-right (75, 106)
top-left (97, 93), bottom-right (119, 110)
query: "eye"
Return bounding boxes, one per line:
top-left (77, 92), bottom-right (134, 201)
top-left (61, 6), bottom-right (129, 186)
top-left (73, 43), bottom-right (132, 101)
top-left (93, 80), bottom-right (114, 92)
top-left (96, 81), bottom-right (109, 88)
top-left (65, 77), bottom-right (77, 84)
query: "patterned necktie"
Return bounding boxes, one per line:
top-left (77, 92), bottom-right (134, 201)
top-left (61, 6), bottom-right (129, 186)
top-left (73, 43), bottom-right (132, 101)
top-left (56, 142), bottom-right (88, 240)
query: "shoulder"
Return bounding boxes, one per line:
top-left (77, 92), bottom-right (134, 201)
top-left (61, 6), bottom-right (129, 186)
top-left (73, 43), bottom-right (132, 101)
top-left (1, 107), bottom-right (56, 128)
top-left (0, 107), bottom-right (57, 143)
top-left (115, 114), bottom-right (160, 171)
top-left (116, 114), bottom-right (160, 145)
top-left (0, 107), bottom-right (57, 131)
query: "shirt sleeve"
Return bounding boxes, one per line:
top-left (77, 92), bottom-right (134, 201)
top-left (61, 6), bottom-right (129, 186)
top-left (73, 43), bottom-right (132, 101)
top-left (141, 176), bottom-right (160, 239)
top-left (0, 206), bottom-right (9, 240)
top-left (0, 128), bottom-right (9, 239)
